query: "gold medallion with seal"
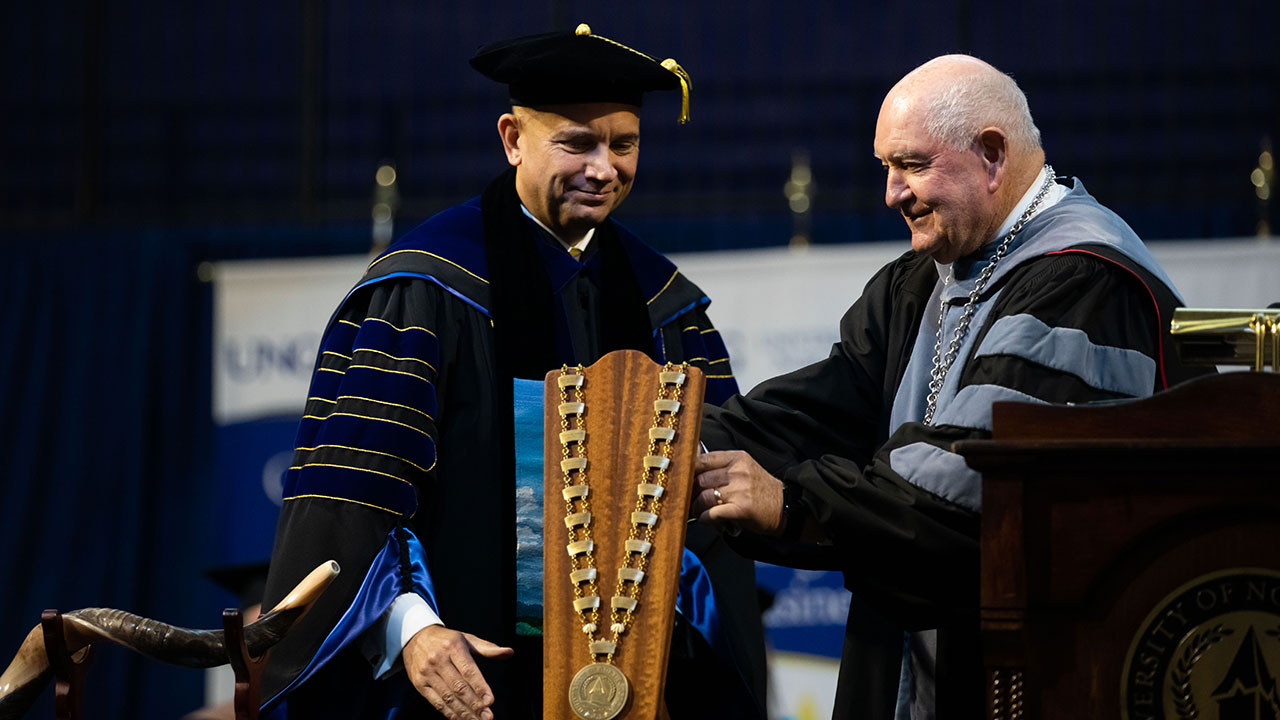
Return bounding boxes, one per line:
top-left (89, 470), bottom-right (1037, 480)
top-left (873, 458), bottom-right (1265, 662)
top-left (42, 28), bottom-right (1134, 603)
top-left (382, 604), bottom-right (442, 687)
top-left (1121, 568), bottom-right (1280, 720)
top-left (568, 663), bottom-right (629, 720)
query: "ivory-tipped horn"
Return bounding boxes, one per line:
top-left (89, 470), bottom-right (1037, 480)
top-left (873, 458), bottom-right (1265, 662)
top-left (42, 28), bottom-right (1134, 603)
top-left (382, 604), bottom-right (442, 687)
top-left (0, 560), bottom-right (339, 720)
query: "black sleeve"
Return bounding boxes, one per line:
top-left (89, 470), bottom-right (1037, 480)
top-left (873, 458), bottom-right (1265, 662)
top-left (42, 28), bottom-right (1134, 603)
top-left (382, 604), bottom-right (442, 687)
top-left (700, 257), bottom-right (915, 473)
top-left (260, 277), bottom-right (449, 697)
top-left (704, 252), bottom-right (1163, 629)
top-left (699, 255), bottom-right (925, 572)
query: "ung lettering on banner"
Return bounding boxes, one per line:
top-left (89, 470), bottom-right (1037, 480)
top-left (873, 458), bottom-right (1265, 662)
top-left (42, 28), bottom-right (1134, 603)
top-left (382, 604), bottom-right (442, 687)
top-left (212, 256), bottom-right (367, 424)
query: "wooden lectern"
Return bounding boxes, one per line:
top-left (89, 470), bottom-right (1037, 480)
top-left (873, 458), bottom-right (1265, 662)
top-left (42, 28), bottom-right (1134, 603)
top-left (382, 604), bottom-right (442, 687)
top-left (957, 372), bottom-right (1280, 719)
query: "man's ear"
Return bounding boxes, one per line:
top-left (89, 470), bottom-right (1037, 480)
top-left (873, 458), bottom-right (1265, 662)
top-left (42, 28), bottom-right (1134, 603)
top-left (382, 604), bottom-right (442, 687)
top-left (976, 127), bottom-right (1008, 192)
top-left (498, 113), bottom-right (522, 167)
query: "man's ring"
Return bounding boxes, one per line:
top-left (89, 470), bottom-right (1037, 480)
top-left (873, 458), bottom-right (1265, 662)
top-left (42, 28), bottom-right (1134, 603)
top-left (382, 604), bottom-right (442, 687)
top-left (713, 488), bottom-right (724, 505)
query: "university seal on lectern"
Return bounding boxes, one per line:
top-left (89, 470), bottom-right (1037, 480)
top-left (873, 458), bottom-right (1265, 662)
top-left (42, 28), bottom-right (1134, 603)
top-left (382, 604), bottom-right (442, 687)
top-left (1121, 568), bottom-right (1280, 720)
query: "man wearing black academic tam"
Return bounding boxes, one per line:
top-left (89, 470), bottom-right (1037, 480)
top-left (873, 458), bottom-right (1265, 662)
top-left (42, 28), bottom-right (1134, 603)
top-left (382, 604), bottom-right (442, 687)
top-left (258, 24), bottom-right (766, 720)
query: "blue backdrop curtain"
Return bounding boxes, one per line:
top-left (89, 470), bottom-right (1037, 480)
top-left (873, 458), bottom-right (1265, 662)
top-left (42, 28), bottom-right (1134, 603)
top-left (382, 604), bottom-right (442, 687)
top-left (0, 226), bottom-right (366, 718)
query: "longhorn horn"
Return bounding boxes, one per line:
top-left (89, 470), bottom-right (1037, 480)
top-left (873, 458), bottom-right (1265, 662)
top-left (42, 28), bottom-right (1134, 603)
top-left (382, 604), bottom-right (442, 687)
top-left (0, 560), bottom-right (339, 720)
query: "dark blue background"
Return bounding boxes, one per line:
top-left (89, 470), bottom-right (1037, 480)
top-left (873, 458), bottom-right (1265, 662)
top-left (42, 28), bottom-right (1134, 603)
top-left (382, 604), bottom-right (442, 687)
top-left (1, 1), bottom-right (1277, 716)
top-left (5, 1), bottom-right (1278, 243)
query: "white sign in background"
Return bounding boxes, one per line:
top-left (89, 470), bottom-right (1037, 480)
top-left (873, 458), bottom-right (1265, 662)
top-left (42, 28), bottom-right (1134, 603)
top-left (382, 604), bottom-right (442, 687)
top-left (213, 239), bottom-right (1279, 420)
top-left (212, 256), bottom-right (368, 424)
top-left (676, 238), bottom-right (1280, 393)
top-left (673, 244), bottom-right (903, 392)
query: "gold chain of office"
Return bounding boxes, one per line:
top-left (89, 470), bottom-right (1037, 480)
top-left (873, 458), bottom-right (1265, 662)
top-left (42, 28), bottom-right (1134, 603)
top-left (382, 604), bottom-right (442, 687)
top-left (556, 361), bottom-right (689, 719)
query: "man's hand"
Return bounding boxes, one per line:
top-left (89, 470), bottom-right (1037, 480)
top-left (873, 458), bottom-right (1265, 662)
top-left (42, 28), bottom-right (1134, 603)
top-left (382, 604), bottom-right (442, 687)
top-left (692, 450), bottom-right (786, 536)
top-left (402, 624), bottom-right (513, 720)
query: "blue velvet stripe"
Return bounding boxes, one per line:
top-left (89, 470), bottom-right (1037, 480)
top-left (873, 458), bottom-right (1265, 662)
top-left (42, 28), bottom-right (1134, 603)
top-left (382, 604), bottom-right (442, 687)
top-left (673, 320), bottom-right (738, 406)
top-left (353, 323), bottom-right (439, 368)
top-left (307, 410), bottom-right (436, 451)
top-left (286, 298), bottom-right (440, 514)
top-left (676, 548), bottom-right (727, 659)
top-left (372, 200), bottom-right (490, 281)
top-left (676, 327), bottom-right (704, 360)
top-left (659, 298), bottom-right (712, 334)
top-left (351, 272), bottom-right (491, 319)
top-left (312, 414), bottom-right (430, 452)
top-left (974, 314), bottom-right (1156, 397)
top-left (324, 320), bottom-right (360, 348)
top-left (697, 328), bottom-right (732, 369)
top-left (338, 372), bottom-right (436, 412)
top-left (282, 466), bottom-right (418, 516)
top-left (304, 370), bottom-right (344, 401)
top-left (261, 529), bottom-right (437, 716)
top-left (704, 377), bottom-right (739, 408)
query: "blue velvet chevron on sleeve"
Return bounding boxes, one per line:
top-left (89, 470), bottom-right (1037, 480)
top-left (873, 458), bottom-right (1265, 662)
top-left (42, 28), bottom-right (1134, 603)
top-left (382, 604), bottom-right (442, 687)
top-left (282, 307), bottom-right (440, 517)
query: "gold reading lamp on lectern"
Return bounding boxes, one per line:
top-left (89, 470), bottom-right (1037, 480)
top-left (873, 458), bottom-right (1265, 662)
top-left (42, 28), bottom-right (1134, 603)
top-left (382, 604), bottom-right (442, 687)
top-left (1170, 307), bottom-right (1280, 372)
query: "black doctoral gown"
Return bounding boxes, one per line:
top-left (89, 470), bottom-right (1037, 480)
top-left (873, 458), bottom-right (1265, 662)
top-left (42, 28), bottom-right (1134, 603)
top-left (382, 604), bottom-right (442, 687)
top-left (260, 171), bottom-right (765, 719)
top-left (700, 180), bottom-right (1209, 719)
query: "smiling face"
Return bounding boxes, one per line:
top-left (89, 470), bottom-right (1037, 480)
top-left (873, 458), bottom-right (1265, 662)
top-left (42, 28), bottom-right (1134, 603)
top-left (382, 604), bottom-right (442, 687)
top-left (498, 103), bottom-right (640, 242)
top-left (873, 94), bottom-right (1003, 265)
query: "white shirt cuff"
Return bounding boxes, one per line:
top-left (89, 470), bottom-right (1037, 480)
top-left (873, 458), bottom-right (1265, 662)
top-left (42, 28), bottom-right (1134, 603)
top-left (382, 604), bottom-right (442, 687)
top-left (362, 592), bottom-right (443, 679)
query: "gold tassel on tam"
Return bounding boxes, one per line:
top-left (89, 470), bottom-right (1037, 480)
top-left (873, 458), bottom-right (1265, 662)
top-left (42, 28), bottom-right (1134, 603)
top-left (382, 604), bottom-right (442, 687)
top-left (660, 59), bottom-right (692, 124)
top-left (568, 22), bottom-right (692, 125)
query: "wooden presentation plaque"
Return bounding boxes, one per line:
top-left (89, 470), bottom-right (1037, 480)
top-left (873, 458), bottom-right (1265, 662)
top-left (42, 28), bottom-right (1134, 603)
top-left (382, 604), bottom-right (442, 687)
top-left (542, 349), bottom-right (705, 720)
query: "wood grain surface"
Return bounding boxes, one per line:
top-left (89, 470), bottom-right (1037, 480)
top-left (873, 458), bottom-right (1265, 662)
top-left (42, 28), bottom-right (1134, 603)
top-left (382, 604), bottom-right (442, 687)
top-left (542, 350), bottom-right (705, 720)
top-left (955, 372), bottom-right (1280, 719)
